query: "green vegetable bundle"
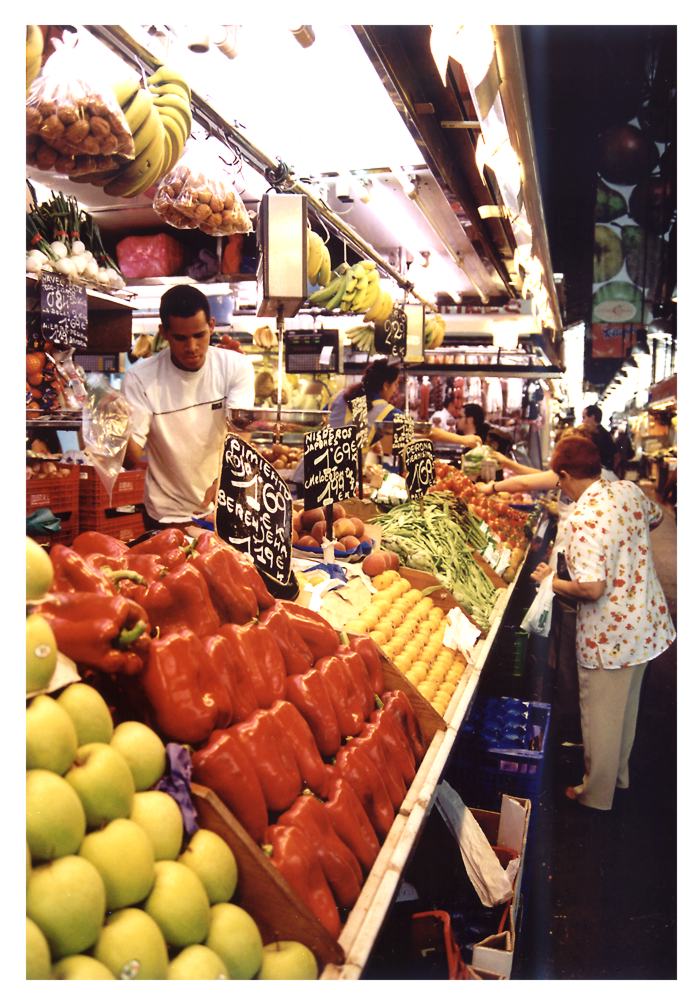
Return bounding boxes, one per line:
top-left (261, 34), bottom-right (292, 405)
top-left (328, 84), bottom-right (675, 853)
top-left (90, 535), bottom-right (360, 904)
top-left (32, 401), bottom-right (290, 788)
top-left (371, 495), bottom-right (498, 630)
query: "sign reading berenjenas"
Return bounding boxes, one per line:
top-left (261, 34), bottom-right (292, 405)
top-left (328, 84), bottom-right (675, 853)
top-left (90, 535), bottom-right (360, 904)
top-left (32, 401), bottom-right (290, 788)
top-left (303, 424), bottom-right (359, 509)
top-left (405, 438), bottom-right (435, 498)
top-left (215, 434), bottom-right (292, 585)
top-left (40, 271), bottom-right (88, 350)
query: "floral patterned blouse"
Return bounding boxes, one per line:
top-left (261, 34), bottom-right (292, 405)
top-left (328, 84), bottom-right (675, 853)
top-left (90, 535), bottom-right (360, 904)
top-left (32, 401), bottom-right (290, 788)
top-left (565, 479), bottom-right (676, 670)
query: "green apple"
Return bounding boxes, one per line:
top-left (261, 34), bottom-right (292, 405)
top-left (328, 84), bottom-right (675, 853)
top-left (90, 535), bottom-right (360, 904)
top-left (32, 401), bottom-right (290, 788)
top-left (167, 944), bottom-right (229, 980)
top-left (144, 860), bottom-right (211, 948)
top-left (79, 818), bottom-right (155, 910)
top-left (26, 769), bottom-right (86, 862)
top-left (56, 682), bottom-right (114, 745)
top-left (26, 694), bottom-right (78, 775)
top-left (27, 855), bottom-right (106, 960)
top-left (64, 742), bottom-right (135, 828)
top-left (26, 536), bottom-right (53, 601)
top-left (205, 902), bottom-right (263, 980)
top-left (257, 940), bottom-right (319, 980)
top-left (26, 917), bottom-right (51, 979)
top-left (130, 790), bottom-right (183, 860)
top-left (93, 907), bottom-right (169, 980)
top-left (26, 614), bottom-right (57, 694)
top-left (52, 955), bottom-right (115, 980)
top-left (110, 721), bottom-right (166, 791)
top-left (178, 828), bottom-right (238, 903)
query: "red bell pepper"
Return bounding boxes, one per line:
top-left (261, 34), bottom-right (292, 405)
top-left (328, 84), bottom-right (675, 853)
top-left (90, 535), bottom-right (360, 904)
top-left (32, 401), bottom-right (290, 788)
top-left (268, 701), bottom-right (330, 799)
top-left (233, 710), bottom-right (302, 812)
top-left (202, 632), bottom-right (259, 724)
top-left (348, 723), bottom-right (408, 810)
top-left (284, 668), bottom-right (342, 759)
top-left (237, 552), bottom-right (275, 611)
top-left (248, 620), bottom-right (288, 703)
top-left (216, 622), bottom-right (284, 709)
top-left (192, 534), bottom-right (259, 624)
top-left (262, 823), bottom-right (341, 937)
top-left (258, 602), bottom-right (314, 675)
top-left (278, 793), bottom-right (363, 909)
top-left (324, 775), bottom-right (380, 874)
top-left (130, 528), bottom-right (190, 570)
top-left (139, 628), bottom-right (219, 745)
top-left (381, 690), bottom-right (426, 763)
top-left (192, 728), bottom-right (269, 844)
top-left (49, 544), bottom-right (114, 596)
top-left (141, 562), bottom-right (221, 637)
top-left (36, 591), bottom-right (150, 675)
top-left (333, 742), bottom-right (396, 840)
top-left (369, 705), bottom-right (417, 785)
top-left (125, 553), bottom-right (169, 583)
top-left (71, 531), bottom-right (129, 560)
top-left (348, 634), bottom-right (385, 695)
top-left (334, 647), bottom-right (375, 719)
top-left (316, 655), bottom-right (366, 738)
top-left (278, 602), bottom-right (339, 659)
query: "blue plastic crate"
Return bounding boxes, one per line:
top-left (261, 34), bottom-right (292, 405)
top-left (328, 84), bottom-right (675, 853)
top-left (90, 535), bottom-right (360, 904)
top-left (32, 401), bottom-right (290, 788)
top-left (448, 699), bottom-right (551, 810)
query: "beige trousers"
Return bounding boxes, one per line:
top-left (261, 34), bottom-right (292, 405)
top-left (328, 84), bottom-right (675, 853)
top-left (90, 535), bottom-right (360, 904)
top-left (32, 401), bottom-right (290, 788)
top-left (574, 661), bottom-right (647, 810)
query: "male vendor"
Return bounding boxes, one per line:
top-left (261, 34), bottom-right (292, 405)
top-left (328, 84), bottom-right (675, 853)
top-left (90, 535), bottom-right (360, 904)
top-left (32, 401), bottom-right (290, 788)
top-left (123, 285), bottom-right (254, 530)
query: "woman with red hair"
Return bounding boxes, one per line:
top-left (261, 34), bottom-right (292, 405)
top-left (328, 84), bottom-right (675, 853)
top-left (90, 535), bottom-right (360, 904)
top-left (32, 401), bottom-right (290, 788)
top-left (531, 434), bottom-right (675, 811)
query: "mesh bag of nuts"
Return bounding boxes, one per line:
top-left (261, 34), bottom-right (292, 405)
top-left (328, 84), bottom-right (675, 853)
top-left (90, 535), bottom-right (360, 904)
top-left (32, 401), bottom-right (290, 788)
top-left (26, 33), bottom-right (135, 179)
top-left (153, 143), bottom-right (252, 237)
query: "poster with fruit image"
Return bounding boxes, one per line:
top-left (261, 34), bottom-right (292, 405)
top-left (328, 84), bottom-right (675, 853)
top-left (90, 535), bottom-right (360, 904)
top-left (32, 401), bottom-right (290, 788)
top-left (591, 117), bottom-right (674, 357)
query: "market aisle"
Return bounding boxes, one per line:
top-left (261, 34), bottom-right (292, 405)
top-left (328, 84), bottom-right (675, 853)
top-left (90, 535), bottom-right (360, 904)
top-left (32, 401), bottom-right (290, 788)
top-left (516, 502), bottom-right (677, 980)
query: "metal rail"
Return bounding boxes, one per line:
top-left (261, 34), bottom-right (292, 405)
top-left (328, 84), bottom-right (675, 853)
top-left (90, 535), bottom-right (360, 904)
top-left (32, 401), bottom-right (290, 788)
top-left (84, 25), bottom-right (437, 311)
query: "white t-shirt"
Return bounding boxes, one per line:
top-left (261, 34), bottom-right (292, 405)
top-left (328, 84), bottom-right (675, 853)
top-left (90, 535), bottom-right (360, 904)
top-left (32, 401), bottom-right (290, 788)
top-left (431, 407), bottom-right (456, 430)
top-left (123, 347), bottom-right (254, 523)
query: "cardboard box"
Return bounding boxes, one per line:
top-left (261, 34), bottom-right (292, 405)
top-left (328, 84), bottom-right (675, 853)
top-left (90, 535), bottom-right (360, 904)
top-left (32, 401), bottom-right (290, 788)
top-left (468, 794), bottom-right (531, 979)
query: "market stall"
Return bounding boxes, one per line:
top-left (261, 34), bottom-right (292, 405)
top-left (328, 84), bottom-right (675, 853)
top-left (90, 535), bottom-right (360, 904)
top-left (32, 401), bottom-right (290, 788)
top-left (25, 22), bottom-right (562, 982)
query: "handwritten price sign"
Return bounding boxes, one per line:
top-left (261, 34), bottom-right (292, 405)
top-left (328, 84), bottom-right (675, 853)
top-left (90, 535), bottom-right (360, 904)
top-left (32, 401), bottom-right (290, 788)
top-left (405, 438), bottom-right (435, 498)
top-left (303, 424), bottom-right (359, 509)
top-left (374, 305), bottom-right (407, 358)
top-left (349, 394), bottom-right (369, 450)
top-left (40, 272), bottom-right (88, 349)
top-left (215, 435), bottom-right (293, 585)
top-left (391, 413), bottom-right (414, 454)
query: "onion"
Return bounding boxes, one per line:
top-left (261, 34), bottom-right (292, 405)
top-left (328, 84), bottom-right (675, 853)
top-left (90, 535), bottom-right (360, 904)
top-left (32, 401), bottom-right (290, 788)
top-left (26, 254), bottom-right (43, 274)
top-left (71, 240), bottom-right (86, 255)
top-left (96, 267), bottom-right (110, 285)
top-left (54, 257), bottom-right (76, 277)
top-left (49, 241), bottom-right (69, 259)
top-left (83, 260), bottom-right (99, 280)
top-left (72, 254), bottom-right (88, 275)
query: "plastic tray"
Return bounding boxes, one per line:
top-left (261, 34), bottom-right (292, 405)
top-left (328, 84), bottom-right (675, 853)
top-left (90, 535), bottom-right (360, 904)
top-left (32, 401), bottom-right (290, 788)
top-left (26, 465), bottom-right (79, 514)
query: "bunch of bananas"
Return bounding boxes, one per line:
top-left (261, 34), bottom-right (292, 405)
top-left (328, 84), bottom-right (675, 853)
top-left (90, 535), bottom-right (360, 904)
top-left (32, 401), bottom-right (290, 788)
top-left (307, 230), bottom-right (332, 287)
top-left (424, 312), bottom-right (446, 348)
top-left (307, 259), bottom-right (391, 317)
top-left (252, 325), bottom-right (278, 349)
top-left (26, 25), bottom-right (43, 93)
top-left (101, 66), bottom-right (192, 198)
top-left (344, 325), bottom-right (376, 354)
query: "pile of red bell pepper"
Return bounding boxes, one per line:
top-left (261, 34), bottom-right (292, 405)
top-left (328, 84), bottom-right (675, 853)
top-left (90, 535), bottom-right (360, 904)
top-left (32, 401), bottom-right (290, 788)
top-left (38, 528), bottom-right (429, 938)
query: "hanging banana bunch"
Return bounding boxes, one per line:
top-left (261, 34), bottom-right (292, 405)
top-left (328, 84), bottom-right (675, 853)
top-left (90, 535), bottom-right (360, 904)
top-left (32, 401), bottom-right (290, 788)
top-left (307, 230), bottom-right (332, 287)
top-left (424, 312), bottom-right (446, 348)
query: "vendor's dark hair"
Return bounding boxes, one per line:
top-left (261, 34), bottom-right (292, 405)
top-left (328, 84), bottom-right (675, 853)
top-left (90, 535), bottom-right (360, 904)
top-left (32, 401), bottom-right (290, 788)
top-left (583, 404), bottom-right (603, 424)
top-left (344, 356), bottom-right (400, 403)
top-left (160, 285), bottom-right (211, 328)
top-left (550, 435), bottom-right (601, 479)
top-left (463, 403), bottom-right (486, 438)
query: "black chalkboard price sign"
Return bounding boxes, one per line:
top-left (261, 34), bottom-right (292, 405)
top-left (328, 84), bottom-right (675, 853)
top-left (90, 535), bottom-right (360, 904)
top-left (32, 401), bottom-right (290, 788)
top-left (348, 394), bottom-right (369, 450)
top-left (374, 305), bottom-right (407, 358)
top-left (215, 434), bottom-right (293, 586)
top-left (40, 272), bottom-right (88, 350)
top-left (391, 413), bottom-right (414, 454)
top-left (303, 424), bottom-right (359, 510)
top-left (405, 438), bottom-right (435, 498)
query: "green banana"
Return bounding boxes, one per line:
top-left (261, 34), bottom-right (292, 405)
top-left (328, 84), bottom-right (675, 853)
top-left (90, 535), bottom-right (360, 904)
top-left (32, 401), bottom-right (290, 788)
top-left (113, 77), bottom-right (141, 109)
top-left (325, 271), bottom-right (351, 311)
top-left (149, 81), bottom-right (190, 102)
top-left (103, 128), bottom-right (164, 198)
top-left (152, 92), bottom-right (193, 129)
top-left (159, 114), bottom-right (185, 168)
top-left (308, 272), bottom-right (344, 305)
top-left (131, 109), bottom-right (161, 158)
top-left (123, 89), bottom-right (154, 137)
top-left (155, 105), bottom-right (190, 146)
top-left (317, 246), bottom-right (332, 287)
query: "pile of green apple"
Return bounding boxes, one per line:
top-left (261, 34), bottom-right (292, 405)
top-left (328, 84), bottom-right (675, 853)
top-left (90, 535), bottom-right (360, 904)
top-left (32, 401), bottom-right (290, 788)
top-left (26, 681), bottom-right (319, 980)
top-left (26, 537), bottom-right (58, 695)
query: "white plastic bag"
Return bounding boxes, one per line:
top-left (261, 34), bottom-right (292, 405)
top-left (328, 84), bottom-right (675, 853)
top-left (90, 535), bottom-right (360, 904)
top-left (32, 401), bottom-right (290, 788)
top-left (81, 375), bottom-right (133, 505)
top-left (521, 572), bottom-right (554, 637)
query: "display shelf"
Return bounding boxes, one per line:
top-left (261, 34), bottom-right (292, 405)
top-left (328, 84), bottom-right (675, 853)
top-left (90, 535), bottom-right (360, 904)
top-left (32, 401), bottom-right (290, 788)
top-left (342, 359), bottom-right (562, 378)
top-left (26, 410), bottom-right (82, 430)
top-left (26, 273), bottom-right (136, 311)
top-left (320, 539), bottom-right (535, 980)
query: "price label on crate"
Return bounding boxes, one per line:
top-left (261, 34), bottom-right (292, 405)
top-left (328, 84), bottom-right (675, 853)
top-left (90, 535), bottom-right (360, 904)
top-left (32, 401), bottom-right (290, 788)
top-left (215, 434), bottom-right (293, 587)
top-left (40, 272), bottom-right (88, 350)
top-left (303, 424), bottom-right (359, 509)
top-left (391, 414), bottom-right (414, 454)
top-left (405, 438), bottom-right (435, 498)
top-left (374, 305), bottom-right (407, 357)
top-left (349, 394), bottom-right (369, 450)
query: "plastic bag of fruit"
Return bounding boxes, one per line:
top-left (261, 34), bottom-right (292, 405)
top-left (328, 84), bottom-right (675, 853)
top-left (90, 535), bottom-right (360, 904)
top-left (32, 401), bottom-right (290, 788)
top-left (153, 142), bottom-right (252, 236)
top-left (26, 32), bottom-right (135, 178)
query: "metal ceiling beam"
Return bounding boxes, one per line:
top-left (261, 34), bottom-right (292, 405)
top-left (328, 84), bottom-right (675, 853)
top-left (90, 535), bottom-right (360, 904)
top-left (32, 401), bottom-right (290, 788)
top-left (83, 24), bottom-right (437, 310)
